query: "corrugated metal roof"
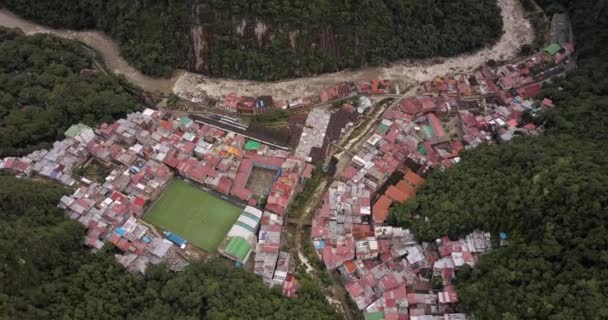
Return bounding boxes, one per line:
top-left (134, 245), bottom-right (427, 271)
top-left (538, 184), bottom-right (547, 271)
top-left (241, 210), bottom-right (261, 223)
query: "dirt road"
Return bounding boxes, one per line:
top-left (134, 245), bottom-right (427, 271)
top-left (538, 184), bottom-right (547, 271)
top-left (0, 0), bottom-right (532, 100)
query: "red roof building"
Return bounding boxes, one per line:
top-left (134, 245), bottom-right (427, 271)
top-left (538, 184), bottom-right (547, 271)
top-left (427, 113), bottom-right (446, 137)
top-left (400, 98), bottom-right (422, 115)
top-left (517, 83), bottom-right (542, 99)
top-left (373, 195), bottom-right (393, 223)
top-left (302, 163), bottom-right (314, 179)
top-left (216, 176), bottom-right (232, 194)
top-left (341, 165), bottom-right (359, 181)
top-left (403, 170), bottom-right (425, 187)
top-left (396, 180), bottom-right (417, 198)
top-left (419, 97), bottom-right (436, 113)
top-left (542, 98), bottom-right (554, 108)
top-left (385, 186), bottom-right (410, 204)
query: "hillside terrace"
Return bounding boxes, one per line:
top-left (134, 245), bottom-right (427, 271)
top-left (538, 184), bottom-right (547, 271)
top-left (311, 41), bottom-right (573, 319)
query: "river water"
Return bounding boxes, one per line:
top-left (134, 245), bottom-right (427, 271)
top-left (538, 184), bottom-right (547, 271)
top-left (0, 9), bottom-right (181, 94)
top-left (0, 0), bottom-right (533, 100)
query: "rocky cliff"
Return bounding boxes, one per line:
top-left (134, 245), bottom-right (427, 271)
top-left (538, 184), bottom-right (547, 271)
top-left (5, 0), bottom-right (503, 80)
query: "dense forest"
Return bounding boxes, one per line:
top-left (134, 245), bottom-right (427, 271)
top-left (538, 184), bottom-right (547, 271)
top-left (389, 0), bottom-right (608, 318)
top-left (0, 27), bottom-right (139, 157)
top-left (0, 175), bottom-right (341, 320)
top-left (2, 0), bottom-right (503, 80)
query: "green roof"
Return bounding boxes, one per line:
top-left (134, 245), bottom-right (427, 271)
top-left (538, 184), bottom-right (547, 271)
top-left (235, 221), bottom-right (255, 232)
top-left (180, 116), bottom-right (192, 125)
top-left (245, 140), bottom-right (262, 150)
top-left (64, 123), bottom-right (91, 138)
top-left (242, 211), bottom-right (261, 223)
top-left (224, 236), bottom-right (251, 261)
top-left (183, 132), bottom-right (196, 140)
top-left (418, 145), bottom-right (427, 155)
top-left (543, 43), bottom-right (561, 56)
top-left (423, 125), bottom-right (435, 139)
top-left (376, 123), bottom-right (390, 135)
top-left (365, 312), bottom-right (385, 320)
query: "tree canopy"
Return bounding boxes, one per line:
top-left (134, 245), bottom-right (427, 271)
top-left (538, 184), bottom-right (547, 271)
top-left (0, 27), bottom-right (139, 157)
top-left (0, 175), bottom-right (341, 320)
top-left (388, 1), bottom-right (608, 318)
top-left (3, 0), bottom-right (503, 80)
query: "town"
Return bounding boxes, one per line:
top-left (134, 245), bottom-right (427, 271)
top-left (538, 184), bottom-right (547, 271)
top-left (0, 13), bottom-right (574, 320)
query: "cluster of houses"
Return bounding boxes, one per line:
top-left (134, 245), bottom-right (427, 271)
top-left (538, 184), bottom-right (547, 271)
top-left (221, 93), bottom-right (274, 114)
top-left (0, 12), bottom-right (574, 310)
top-left (217, 205), bottom-right (299, 297)
top-left (310, 26), bottom-right (573, 319)
top-left (372, 37), bottom-right (573, 172)
top-left (58, 171), bottom-right (188, 273)
top-left (0, 126), bottom-right (95, 186)
top-left (295, 105), bottom-right (361, 164)
top-left (211, 80), bottom-right (387, 115)
top-left (295, 109), bottom-right (332, 162)
top-left (346, 228), bottom-right (492, 320)
top-left (91, 110), bottom-right (312, 214)
top-left (311, 160), bottom-right (495, 319)
top-left (221, 82), bottom-right (357, 113)
top-left (0, 107), bottom-right (313, 286)
top-left (251, 210), bottom-right (299, 297)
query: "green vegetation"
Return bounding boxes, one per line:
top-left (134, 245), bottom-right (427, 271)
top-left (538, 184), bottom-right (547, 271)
top-left (145, 180), bottom-right (242, 252)
top-left (0, 175), bottom-right (342, 319)
top-left (3, 0), bottom-right (189, 77)
top-left (73, 160), bottom-right (112, 183)
top-left (250, 109), bottom-right (291, 125)
top-left (289, 166), bottom-right (328, 218)
top-left (0, 27), bottom-right (139, 157)
top-left (4, 0), bottom-right (502, 80)
top-left (388, 1), bottom-right (608, 318)
top-left (301, 227), bottom-right (333, 288)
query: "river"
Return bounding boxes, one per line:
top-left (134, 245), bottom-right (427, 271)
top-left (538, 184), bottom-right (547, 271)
top-left (0, 0), bottom-right (533, 100)
top-left (0, 9), bottom-right (182, 94)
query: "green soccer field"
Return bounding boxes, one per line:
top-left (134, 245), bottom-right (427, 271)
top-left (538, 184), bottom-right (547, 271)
top-left (144, 180), bottom-right (243, 252)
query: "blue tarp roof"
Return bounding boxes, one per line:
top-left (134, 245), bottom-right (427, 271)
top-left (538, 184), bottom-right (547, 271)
top-left (164, 231), bottom-right (187, 246)
top-left (115, 227), bottom-right (126, 236)
top-left (314, 239), bottom-right (326, 250)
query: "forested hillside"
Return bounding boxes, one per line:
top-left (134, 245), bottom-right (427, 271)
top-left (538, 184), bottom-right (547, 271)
top-left (389, 0), bottom-right (608, 318)
top-left (0, 27), bottom-right (139, 157)
top-left (0, 175), bottom-right (341, 320)
top-left (3, 0), bottom-right (502, 80)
